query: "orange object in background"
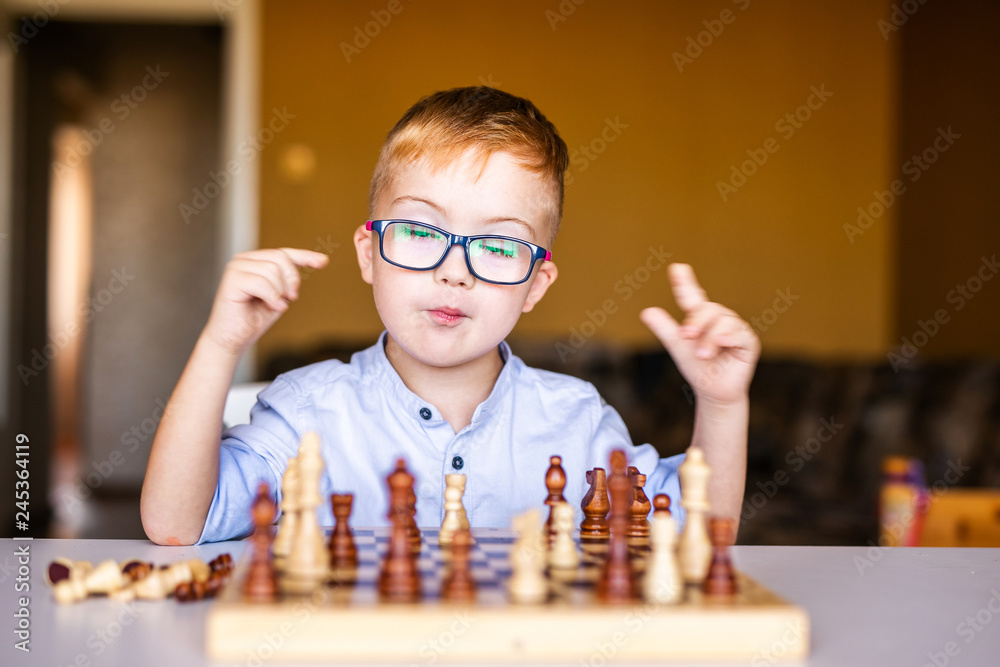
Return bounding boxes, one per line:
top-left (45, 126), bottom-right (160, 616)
top-left (879, 456), bottom-right (929, 547)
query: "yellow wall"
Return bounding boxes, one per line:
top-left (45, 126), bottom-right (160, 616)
top-left (258, 0), bottom-right (896, 363)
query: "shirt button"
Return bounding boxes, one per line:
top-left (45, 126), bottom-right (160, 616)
top-left (419, 407), bottom-right (432, 420)
top-left (451, 456), bottom-right (464, 470)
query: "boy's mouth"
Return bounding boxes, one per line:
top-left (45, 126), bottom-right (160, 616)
top-left (426, 306), bottom-right (467, 326)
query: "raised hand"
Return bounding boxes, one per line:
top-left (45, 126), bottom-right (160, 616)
top-left (203, 248), bottom-right (329, 356)
top-left (639, 264), bottom-right (760, 406)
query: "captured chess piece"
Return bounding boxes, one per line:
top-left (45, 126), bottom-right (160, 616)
top-left (439, 474), bottom-right (469, 547)
top-left (644, 509), bottom-right (683, 604)
top-left (678, 446), bottom-right (712, 584)
top-left (508, 508), bottom-right (548, 604)
top-left (243, 482), bottom-right (279, 603)
top-left (53, 559), bottom-right (126, 603)
top-left (703, 517), bottom-right (738, 598)
top-left (379, 459), bottom-right (421, 602)
top-left (272, 455), bottom-right (300, 568)
top-left (329, 493), bottom-right (357, 570)
top-left (653, 493), bottom-right (672, 517)
top-left (596, 450), bottom-right (638, 603)
top-left (548, 502), bottom-right (579, 570)
top-left (627, 467), bottom-right (651, 540)
top-left (580, 467), bottom-right (610, 542)
top-left (544, 455), bottom-right (567, 541)
top-left (441, 528), bottom-right (476, 602)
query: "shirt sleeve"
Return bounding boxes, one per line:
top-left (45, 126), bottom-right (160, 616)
top-left (195, 377), bottom-right (303, 544)
top-left (589, 398), bottom-right (688, 531)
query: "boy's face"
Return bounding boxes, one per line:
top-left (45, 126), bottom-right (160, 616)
top-left (354, 150), bottom-right (558, 370)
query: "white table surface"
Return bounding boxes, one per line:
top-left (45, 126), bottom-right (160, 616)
top-left (2, 537), bottom-right (999, 666)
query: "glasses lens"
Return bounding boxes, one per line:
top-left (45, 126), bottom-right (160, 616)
top-left (470, 237), bottom-right (532, 283)
top-left (383, 222), bottom-right (448, 269)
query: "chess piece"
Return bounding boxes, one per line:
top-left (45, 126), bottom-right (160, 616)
top-left (596, 450), bottom-right (638, 603)
top-left (329, 494), bottom-right (357, 570)
top-left (272, 455), bottom-right (301, 568)
top-left (243, 482), bottom-right (279, 603)
top-left (679, 446), bottom-right (712, 584)
top-left (439, 474), bottom-right (468, 547)
top-left (580, 467), bottom-right (610, 541)
top-left (643, 512), bottom-right (683, 604)
top-left (53, 559), bottom-right (126, 603)
top-left (284, 433), bottom-right (330, 585)
top-left (544, 455), bottom-right (567, 540)
top-left (508, 508), bottom-right (548, 604)
top-left (46, 558), bottom-right (93, 587)
top-left (627, 467), bottom-right (651, 540)
top-left (548, 502), bottom-right (579, 570)
top-left (441, 528), bottom-right (476, 602)
top-left (380, 459), bottom-right (421, 602)
top-left (653, 493), bottom-right (672, 517)
top-left (703, 517), bottom-right (738, 598)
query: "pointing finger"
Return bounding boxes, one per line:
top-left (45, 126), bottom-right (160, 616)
top-left (639, 306), bottom-right (682, 353)
top-left (669, 263), bottom-right (709, 314)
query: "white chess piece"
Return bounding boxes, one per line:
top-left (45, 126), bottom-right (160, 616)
top-left (678, 446), bottom-right (712, 584)
top-left (508, 509), bottom-right (548, 604)
top-left (439, 474), bottom-right (468, 547)
top-left (284, 433), bottom-right (330, 585)
top-left (644, 513), bottom-right (683, 603)
top-left (272, 455), bottom-right (300, 567)
top-left (548, 502), bottom-right (579, 570)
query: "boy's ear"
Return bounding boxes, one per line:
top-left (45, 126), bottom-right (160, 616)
top-left (521, 260), bottom-right (558, 313)
top-left (354, 223), bottom-right (374, 285)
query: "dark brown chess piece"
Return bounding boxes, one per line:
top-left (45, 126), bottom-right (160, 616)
top-left (407, 485), bottom-right (421, 556)
top-left (243, 482), bottom-right (279, 603)
top-left (379, 459), bottom-right (421, 602)
top-left (329, 494), bottom-right (358, 570)
top-left (626, 467), bottom-right (651, 539)
top-left (580, 467), bottom-right (610, 542)
top-left (596, 451), bottom-right (637, 603)
top-left (653, 493), bottom-right (672, 517)
top-left (703, 517), bottom-right (738, 598)
top-left (441, 528), bottom-right (476, 602)
top-left (544, 455), bottom-right (567, 541)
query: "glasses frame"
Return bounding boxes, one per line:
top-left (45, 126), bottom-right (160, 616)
top-left (365, 219), bottom-right (552, 286)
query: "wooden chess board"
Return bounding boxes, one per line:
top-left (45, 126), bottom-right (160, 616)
top-left (206, 528), bottom-right (809, 662)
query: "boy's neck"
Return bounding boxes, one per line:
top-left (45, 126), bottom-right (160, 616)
top-left (384, 334), bottom-right (505, 434)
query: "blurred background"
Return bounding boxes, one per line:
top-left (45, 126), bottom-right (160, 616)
top-left (1, 0), bottom-right (998, 545)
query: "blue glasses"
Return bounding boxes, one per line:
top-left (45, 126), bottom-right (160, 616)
top-left (366, 219), bottom-right (552, 286)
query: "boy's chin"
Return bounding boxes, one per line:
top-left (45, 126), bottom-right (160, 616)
top-left (388, 330), bottom-right (501, 370)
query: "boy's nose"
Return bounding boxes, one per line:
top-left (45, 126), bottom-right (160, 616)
top-left (433, 244), bottom-right (474, 288)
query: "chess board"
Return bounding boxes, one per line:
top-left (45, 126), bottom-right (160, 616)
top-left (206, 527), bottom-right (810, 662)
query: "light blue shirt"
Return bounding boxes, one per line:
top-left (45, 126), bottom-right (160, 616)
top-left (197, 332), bottom-right (686, 543)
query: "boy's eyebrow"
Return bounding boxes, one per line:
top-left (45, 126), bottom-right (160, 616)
top-left (391, 196), bottom-right (535, 238)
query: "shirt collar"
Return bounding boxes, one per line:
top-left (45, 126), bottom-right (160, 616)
top-left (367, 331), bottom-right (514, 425)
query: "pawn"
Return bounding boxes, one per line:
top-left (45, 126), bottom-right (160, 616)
top-left (653, 493), bottom-right (672, 517)
top-left (439, 474), bottom-right (468, 547)
top-left (703, 517), bottom-right (738, 598)
top-left (548, 502), bottom-right (579, 570)
top-left (441, 528), bottom-right (476, 602)
top-left (580, 467), bottom-right (610, 542)
top-left (243, 482), bottom-right (279, 603)
top-left (329, 494), bottom-right (357, 570)
top-left (643, 512), bottom-right (683, 604)
top-left (544, 455), bottom-right (567, 540)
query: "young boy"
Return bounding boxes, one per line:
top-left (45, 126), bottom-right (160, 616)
top-left (140, 87), bottom-right (759, 546)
